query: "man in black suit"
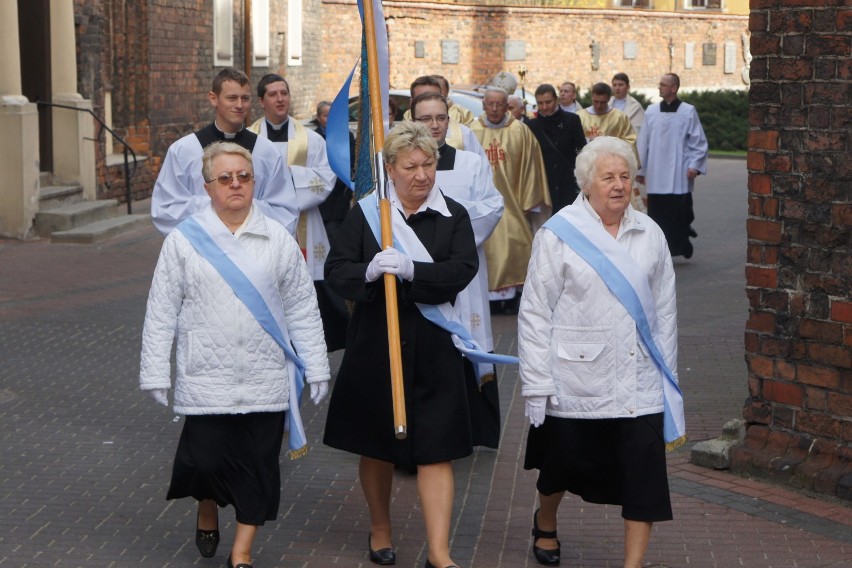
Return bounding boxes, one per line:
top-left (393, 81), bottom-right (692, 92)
top-left (529, 84), bottom-right (587, 214)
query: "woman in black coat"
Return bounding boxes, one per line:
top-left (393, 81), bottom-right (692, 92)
top-left (324, 122), bottom-right (478, 568)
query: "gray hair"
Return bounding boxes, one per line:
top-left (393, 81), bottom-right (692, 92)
top-left (382, 121), bottom-right (439, 165)
top-left (574, 137), bottom-right (638, 192)
top-left (316, 100), bottom-right (332, 115)
top-left (202, 141), bottom-right (253, 182)
top-left (483, 86), bottom-right (509, 100)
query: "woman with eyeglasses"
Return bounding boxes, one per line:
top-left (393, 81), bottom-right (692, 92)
top-left (140, 141), bottom-right (330, 568)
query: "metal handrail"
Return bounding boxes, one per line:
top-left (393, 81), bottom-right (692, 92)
top-left (36, 100), bottom-right (139, 214)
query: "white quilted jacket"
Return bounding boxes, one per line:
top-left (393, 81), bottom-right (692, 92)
top-left (139, 205), bottom-right (330, 415)
top-left (518, 197), bottom-right (678, 419)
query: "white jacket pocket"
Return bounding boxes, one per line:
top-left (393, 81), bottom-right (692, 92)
top-left (551, 327), bottom-right (613, 399)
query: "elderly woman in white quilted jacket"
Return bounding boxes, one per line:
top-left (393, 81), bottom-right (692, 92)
top-left (139, 141), bottom-right (330, 568)
top-left (518, 136), bottom-right (682, 568)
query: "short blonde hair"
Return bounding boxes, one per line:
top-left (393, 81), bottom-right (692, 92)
top-left (201, 141), bottom-right (253, 182)
top-left (574, 136), bottom-right (638, 192)
top-left (382, 121), bottom-right (439, 165)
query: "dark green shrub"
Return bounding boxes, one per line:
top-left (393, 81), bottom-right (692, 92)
top-left (678, 90), bottom-right (748, 152)
top-left (576, 89), bottom-right (747, 152)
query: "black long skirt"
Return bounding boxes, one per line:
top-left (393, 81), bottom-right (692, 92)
top-left (167, 411), bottom-right (286, 526)
top-left (524, 413), bottom-right (672, 522)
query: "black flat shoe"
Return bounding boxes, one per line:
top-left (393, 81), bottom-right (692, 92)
top-left (531, 508), bottom-right (560, 566)
top-left (368, 534), bottom-right (396, 565)
top-left (226, 554), bottom-right (253, 568)
top-left (424, 560), bottom-right (459, 568)
top-left (195, 509), bottom-right (220, 558)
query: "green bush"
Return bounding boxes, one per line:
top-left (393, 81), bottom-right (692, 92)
top-left (576, 89), bottom-right (748, 152)
top-left (679, 90), bottom-right (748, 152)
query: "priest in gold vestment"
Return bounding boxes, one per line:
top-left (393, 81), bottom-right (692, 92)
top-left (579, 83), bottom-right (637, 153)
top-left (471, 87), bottom-right (550, 314)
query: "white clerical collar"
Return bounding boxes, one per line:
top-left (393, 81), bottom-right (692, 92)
top-left (388, 182), bottom-right (451, 219)
top-left (560, 102), bottom-right (578, 113)
top-left (483, 114), bottom-right (510, 128)
top-left (268, 119), bottom-right (289, 131)
top-left (214, 120), bottom-right (243, 139)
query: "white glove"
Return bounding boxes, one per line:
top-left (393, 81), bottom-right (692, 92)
top-left (525, 395), bottom-right (558, 428)
top-left (309, 381), bottom-right (329, 405)
top-left (365, 248), bottom-right (415, 282)
top-left (147, 388), bottom-right (169, 407)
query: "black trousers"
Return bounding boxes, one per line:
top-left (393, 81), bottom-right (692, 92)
top-left (647, 193), bottom-right (694, 258)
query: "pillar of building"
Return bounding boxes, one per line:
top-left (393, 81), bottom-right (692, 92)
top-left (0, 2), bottom-right (40, 238)
top-left (733, 0), bottom-right (851, 501)
top-left (50, 0), bottom-right (96, 200)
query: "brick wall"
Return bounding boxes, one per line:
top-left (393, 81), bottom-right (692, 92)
top-left (733, 0), bottom-right (851, 501)
top-left (320, 0), bottom-right (749, 99)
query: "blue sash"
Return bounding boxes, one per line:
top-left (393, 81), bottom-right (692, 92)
top-left (358, 193), bottom-right (518, 376)
top-left (543, 208), bottom-right (686, 450)
top-left (177, 207), bottom-right (309, 459)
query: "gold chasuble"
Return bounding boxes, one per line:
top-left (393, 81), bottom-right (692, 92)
top-left (579, 109), bottom-right (638, 161)
top-left (448, 103), bottom-right (474, 125)
top-left (470, 116), bottom-right (550, 291)
top-left (248, 118), bottom-right (310, 245)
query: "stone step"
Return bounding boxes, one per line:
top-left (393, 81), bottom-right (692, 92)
top-left (39, 172), bottom-right (52, 187)
top-left (33, 199), bottom-right (119, 237)
top-left (39, 184), bottom-right (84, 209)
top-left (50, 214), bottom-right (151, 244)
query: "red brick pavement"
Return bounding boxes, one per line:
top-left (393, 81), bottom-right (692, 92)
top-left (2, 162), bottom-right (851, 567)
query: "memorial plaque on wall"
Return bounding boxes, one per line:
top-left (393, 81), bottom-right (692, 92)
top-left (685, 42), bottom-right (695, 69)
top-left (702, 42), bottom-right (717, 66)
top-left (724, 41), bottom-right (736, 74)
top-left (441, 40), bottom-right (459, 64)
top-left (505, 40), bottom-right (526, 61)
top-left (623, 41), bottom-right (637, 60)
top-left (415, 41), bottom-right (425, 59)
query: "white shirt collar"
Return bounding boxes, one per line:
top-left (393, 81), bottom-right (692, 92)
top-left (388, 181), bottom-right (451, 219)
top-left (579, 192), bottom-right (644, 236)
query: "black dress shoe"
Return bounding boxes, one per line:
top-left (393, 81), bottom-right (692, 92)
top-left (226, 554), bottom-right (253, 568)
top-left (531, 508), bottom-right (561, 566)
top-left (368, 534), bottom-right (396, 565)
top-left (196, 509), bottom-right (220, 558)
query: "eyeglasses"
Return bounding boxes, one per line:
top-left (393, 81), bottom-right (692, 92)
top-left (414, 114), bottom-right (449, 124)
top-left (207, 171), bottom-right (254, 186)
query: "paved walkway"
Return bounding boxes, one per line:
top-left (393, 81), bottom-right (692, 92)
top-left (1, 158), bottom-right (850, 567)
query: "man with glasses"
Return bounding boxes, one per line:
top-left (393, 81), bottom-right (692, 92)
top-left (529, 83), bottom-right (586, 213)
top-left (249, 74), bottom-right (346, 351)
top-left (471, 87), bottom-right (550, 315)
top-left (637, 73), bottom-right (708, 259)
top-left (151, 68), bottom-right (298, 237)
top-left (405, 75), bottom-right (487, 162)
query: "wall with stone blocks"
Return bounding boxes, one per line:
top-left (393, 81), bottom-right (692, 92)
top-left (320, 0), bottom-right (750, 101)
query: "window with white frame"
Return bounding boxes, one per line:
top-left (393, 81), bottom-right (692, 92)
top-left (253, 0), bottom-right (270, 67)
top-left (615, 0), bottom-right (651, 8)
top-left (685, 0), bottom-right (722, 9)
top-left (213, 0), bottom-right (234, 66)
top-left (288, 0), bottom-right (303, 66)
